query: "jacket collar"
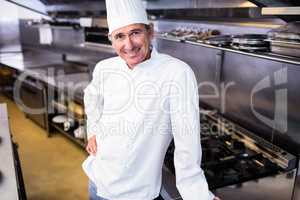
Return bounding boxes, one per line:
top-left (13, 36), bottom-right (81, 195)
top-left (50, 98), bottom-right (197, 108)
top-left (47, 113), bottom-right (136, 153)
top-left (120, 47), bottom-right (159, 72)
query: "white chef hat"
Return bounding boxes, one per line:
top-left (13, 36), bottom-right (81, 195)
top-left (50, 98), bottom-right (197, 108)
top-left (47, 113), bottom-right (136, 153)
top-left (106, 0), bottom-right (149, 34)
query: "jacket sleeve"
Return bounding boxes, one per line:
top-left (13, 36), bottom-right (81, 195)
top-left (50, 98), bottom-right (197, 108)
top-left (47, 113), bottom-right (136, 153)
top-left (84, 64), bottom-right (104, 140)
top-left (169, 65), bottom-right (214, 200)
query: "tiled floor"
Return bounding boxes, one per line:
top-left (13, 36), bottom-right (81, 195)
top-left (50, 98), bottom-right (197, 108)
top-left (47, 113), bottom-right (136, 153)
top-left (0, 95), bottom-right (88, 200)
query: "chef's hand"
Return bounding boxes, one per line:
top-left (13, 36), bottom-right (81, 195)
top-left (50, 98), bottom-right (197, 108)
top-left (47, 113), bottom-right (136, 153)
top-left (213, 196), bottom-right (221, 200)
top-left (86, 135), bottom-right (97, 156)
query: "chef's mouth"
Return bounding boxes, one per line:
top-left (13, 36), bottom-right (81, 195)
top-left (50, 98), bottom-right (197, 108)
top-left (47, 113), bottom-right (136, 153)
top-left (124, 47), bottom-right (141, 57)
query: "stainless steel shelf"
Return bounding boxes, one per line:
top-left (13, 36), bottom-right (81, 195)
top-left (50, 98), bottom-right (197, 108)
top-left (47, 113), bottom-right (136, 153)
top-left (50, 122), bottom-right (86, 149)
top-left (156, 35), bottom-right (300, 65)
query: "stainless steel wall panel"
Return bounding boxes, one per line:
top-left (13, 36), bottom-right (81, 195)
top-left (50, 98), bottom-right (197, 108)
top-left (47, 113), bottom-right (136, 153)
top-left (156, 38), bottom-right (222, 110)
top-left (221, 52), bottom-right (283, 142)
top-left (220, 53), bottom-right (300, 155)
top-left (279, 64), bottom-right (300, 154)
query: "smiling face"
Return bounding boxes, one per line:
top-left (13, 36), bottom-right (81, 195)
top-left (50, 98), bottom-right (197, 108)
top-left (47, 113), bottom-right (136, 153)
top-left (110, 23), bottom-right (154, 69)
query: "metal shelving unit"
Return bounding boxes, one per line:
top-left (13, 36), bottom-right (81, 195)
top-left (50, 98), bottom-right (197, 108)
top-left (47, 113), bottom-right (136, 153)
top-left (50, 121), bottom-right (86, 148)
top-left (48, 88), bottom-right (87, 149)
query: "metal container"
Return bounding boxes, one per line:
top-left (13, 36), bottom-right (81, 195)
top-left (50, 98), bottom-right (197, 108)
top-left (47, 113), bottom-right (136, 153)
top-left (269, 40), bottom-right (300, 58)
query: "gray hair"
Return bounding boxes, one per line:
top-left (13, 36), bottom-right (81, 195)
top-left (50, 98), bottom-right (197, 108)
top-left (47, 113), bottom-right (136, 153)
top-left (108, 23), bottom-right (153, 42)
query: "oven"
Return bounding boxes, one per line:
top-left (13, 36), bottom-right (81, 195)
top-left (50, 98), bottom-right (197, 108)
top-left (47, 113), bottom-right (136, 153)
top-left (18, 77), bottom-right (48, 132)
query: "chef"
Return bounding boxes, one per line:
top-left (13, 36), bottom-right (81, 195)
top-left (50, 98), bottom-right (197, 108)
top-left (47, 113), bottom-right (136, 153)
top-left (82, 0), bottom-right (219, 200)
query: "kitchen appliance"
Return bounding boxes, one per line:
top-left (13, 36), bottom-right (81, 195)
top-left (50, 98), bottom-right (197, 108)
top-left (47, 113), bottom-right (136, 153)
top-left (162, 110), bottom-right (297, 200)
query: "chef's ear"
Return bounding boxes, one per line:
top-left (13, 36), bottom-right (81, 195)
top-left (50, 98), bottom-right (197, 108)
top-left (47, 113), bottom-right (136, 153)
top-left (148, 22), bottom-right (154, 30)
top-left (146, 23), bottom-right (154, 39)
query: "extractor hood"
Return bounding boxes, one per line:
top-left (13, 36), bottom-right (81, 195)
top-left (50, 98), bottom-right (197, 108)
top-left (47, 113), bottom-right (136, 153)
top-left (36, 0), bottom-right (258, 17)
top-left (33, 0), bottom-right (299, 22)
top-left (248, 0), bottom-right (300, 21)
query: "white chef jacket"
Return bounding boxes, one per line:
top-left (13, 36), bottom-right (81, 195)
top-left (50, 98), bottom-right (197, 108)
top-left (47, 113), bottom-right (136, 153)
top-left (82, 48), bottom-right (214, 200)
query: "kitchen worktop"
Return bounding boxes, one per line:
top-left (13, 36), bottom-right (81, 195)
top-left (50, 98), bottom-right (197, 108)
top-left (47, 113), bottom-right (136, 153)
top-left (0, 104), bottom-right (19, 200)
top-left (0, 46), bottom-right (92, 103)
top-left (0, 47), bottom-right (64, 71)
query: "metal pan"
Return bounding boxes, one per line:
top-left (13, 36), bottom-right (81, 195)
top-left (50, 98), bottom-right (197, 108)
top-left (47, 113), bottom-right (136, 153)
top-left (232, 34), bottom-right (268, 45)
top-left (204, 35), bottom-right (233, 47)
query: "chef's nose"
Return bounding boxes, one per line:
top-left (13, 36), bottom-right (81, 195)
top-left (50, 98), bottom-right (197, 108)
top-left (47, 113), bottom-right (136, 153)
top-left (124, 36), bottom-right (134, 50)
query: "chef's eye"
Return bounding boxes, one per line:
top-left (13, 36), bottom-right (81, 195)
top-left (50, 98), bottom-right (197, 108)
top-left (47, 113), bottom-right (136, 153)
top-left (131, 30), bottom-right (143, 36)
top-left (114, 34), bottom-right (125, 40)
top-left (133, 31), bottom-right (141, 35)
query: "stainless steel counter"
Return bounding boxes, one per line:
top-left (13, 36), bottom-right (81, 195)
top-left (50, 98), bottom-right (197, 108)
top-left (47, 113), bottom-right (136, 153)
top-left (0, 104), bottom-right (19, 200)
top-left (0, 47), bottom-right (91, 102)
top-left (0, 48), bottom-right (63, 72)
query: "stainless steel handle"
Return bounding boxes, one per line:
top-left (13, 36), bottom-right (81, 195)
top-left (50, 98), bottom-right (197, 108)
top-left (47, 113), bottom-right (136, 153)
top-left (215, 50), bottom-right (224, 85)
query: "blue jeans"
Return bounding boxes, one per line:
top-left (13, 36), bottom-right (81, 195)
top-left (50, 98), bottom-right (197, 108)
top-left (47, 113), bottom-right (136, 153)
top-left (89, 180), bottom-right (161, 200)
top-left (88, 180), bottom-right (109, 200)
